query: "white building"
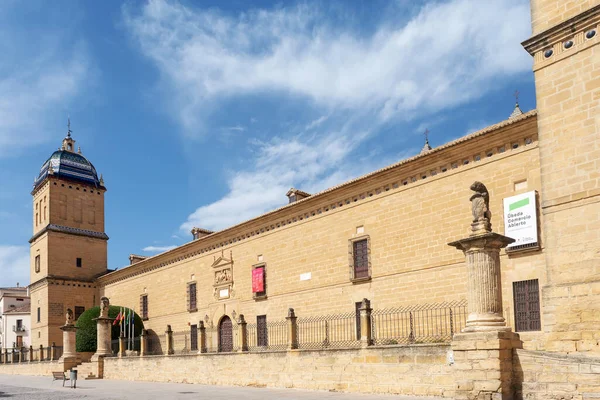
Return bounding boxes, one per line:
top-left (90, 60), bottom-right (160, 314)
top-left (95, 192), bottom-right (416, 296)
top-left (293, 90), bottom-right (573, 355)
top-left (0, 287), bottom-right (30, 349)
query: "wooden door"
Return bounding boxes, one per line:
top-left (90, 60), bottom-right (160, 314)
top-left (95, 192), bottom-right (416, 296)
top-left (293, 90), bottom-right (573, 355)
top-left (219, 316), bottom-right (233, 352)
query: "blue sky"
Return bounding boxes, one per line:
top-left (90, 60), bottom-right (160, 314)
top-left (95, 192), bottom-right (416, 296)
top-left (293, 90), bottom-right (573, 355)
top-left (0, 0), bottom-right (535, 287)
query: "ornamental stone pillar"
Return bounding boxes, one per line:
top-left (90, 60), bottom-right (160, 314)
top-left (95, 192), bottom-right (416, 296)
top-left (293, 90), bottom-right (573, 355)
top-left (198, 322), bottom-right (207, 354)
top-left (59, 309), bottom-right (78, 361)
top-left (140, 329), bottom-right (148, 356)
top-left (39, 345), bottom-right (44, 361)
top-left (118, 333), bottom-right (126, 358)
top-left (359, 298), bottom-right (373, 348)
top-left (286, 308), bottom-right (298, 350)
top-left (91, 297), bottom-right (114, 378)
top-left (237, 315), bottom-right (248, 352)
top-left (448, 181), bottom-right (522, 400)
top-left (29, 346), bottom-right (33, 363)
top-left (165, 325), bottom-right (174, 355)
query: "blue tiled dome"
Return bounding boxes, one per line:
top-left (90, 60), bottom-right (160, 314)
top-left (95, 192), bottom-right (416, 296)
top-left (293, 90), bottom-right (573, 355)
top-left (34, 149), bottom-right (103, 190)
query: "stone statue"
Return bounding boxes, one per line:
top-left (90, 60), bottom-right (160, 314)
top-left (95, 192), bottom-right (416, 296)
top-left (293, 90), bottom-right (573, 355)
top-left (66, 308), bottom-right (74, 325)
top-left (470, 181), bottom-right (491, 223)
top-left (100, 296), bottom-right (110, 318)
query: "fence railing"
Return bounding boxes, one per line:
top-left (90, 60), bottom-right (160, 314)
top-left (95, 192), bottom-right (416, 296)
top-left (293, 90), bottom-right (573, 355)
top-left (297, 312), bottom-right (361, 350)
top-left (371, 300), bottom-right (468, 345)
top-left (247, 319), bottom-right (288, 351)
top-left (0, 345), bottom-right (63, 363)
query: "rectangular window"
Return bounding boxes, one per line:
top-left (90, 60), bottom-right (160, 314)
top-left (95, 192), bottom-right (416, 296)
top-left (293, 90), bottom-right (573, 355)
top-left (37, 307), bottom-right (41, 323)
top-left (257, 315), bottom-right (268, 347)
top-left (187, 283), bottom-right (197, 312)
top-left (74, 306), bottom-right (85, 320)
top-left (76, 258), bottom-right (82, 268)
top-left (252, 264), bottom-right (266, 299)
top-left (513, 279), bottom-right (541, 332)
top-left (16, 319), bottom-right (22, 329)
top-left (190, 324), bottom-right (198, 351)
top-left (355, 302), bottom-right (362, 340)
top-left (35, 255), bottom-right (40, 273)
top-left (140, 295), bottom-right (148, 320)
top-left (352, 239), bottom-right (369, 279)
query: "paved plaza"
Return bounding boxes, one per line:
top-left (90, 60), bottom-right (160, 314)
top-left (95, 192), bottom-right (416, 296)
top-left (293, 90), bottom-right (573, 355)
top-left (0, 374), bottom-right (444, 400)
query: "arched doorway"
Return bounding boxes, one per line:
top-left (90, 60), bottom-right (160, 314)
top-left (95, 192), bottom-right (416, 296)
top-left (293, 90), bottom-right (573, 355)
top-left (218, 316), bottom-right (233, 352)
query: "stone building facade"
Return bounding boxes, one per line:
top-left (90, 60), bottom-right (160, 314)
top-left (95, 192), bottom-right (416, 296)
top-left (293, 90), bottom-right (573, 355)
top-left (27, 0), bottom-right (600, 369)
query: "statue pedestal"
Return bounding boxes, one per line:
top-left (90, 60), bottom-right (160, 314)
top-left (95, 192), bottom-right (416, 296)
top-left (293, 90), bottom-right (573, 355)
top-left (448, 232), bottom-right (513, 332)
top-left (90, 316), bottom-right (114, 378)
top-left (58, 324), bottom-right (79, 371)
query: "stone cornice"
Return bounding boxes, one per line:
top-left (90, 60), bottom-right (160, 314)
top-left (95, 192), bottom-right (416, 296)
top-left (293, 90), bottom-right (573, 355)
top-left (29, 275), bottom-right (97, 291)
top-left (97, 111), bottom-right (537, 286)
top-left (29, 224), bottom-right (109, 243)
top-left (522, 4), bottom-right (600, 55)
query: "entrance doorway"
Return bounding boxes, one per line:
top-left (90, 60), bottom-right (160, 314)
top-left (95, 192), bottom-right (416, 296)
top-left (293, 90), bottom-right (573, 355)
top-left (218, 316), bottom-right (233, 352)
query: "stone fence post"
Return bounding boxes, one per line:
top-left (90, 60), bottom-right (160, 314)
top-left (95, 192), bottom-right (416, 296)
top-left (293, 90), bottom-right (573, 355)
top-left (140, 329), bottom-right (147, 356)
top-left (359, 298), bottom-right (373, 348)
top-left (238, 315), bottom-right (248, 352)
top-left (118, 333), bottom-right (126, 358)
top-left (20, 347), bottom-right (25, 363)
top-left (39, 345), bottom-right (44, 361)
top-left (50, 342), bottom-right (56, 361)
top-left (198, 322), bottom-right (207, 354)
top-left (29, 346), bottom-right (33, 363)
top-left (286, 308), bottom-right (298, 350)
top-left (2, 348), bottom-right (6, 364)
top-left (165, 325), bottom-right (174, 355)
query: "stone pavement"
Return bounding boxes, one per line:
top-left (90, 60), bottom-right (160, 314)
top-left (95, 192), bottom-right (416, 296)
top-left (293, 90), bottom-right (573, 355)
top-left (0, 374), bottom-right (445, 400)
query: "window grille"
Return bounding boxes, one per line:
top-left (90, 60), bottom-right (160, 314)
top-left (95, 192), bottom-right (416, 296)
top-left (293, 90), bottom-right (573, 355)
top-left (190, 324), bottom-right (198, 351)
top-left (355, 302), bottom-right (362, 340)
top-left (513, 279), bottom-right (541, 332)
top-left (188, 283), bottom-right (197, 311)
top-left (353, 239), bottom-right (369, 279)
top-left (257, 315), bottom-right (268, 347)
top-left (140, 295), bottom-right (149, 320)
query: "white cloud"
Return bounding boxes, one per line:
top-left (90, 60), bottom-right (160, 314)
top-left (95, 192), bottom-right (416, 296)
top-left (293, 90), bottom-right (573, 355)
top-left (0, 246), bottom-right (29, 288)
top-left (223, 125), bottom-right (246, 132)
top-left (0, 9), bottom-right (91, 157)
top-left (124, 0), bottom-right (531, 135)
top-left (125, 0), bottom-right (533, 233)
top-left (142, 245), bottom-right (177, 253)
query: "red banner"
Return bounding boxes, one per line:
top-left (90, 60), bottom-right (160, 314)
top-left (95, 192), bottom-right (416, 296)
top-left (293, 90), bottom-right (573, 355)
top-left (252, 267), bottom-right (264, 293)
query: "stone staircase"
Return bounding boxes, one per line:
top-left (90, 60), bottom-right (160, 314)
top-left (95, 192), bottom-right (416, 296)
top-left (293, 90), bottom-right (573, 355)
top-left (73, 361), bottom-right (100, 380)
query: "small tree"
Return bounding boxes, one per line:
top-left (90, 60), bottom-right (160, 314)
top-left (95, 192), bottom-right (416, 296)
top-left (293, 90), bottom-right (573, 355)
top-left (75, 306), bottom-right (144, 352)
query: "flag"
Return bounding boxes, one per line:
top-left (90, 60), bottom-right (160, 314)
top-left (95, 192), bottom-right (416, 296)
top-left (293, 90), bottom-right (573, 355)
top-left (113, 311), bottom-right (122, 326)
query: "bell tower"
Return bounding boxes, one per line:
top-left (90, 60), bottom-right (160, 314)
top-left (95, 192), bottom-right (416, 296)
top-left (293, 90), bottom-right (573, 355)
top-left (523, 1), bottom-right (600, 353)
top-left (29, 121), bottom-right (108, 348)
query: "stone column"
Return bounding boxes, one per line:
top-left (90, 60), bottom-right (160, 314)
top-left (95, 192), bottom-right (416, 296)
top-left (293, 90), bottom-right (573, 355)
top-left (448, 181), bottom-right (522, 400)
top-left (2, 348), bottom-right (6, 364)
top-left (286, 308), bottom-right (298, 350)
top-left (90, 297), bottom-right (114, 379)
top-left (29, 346), bottom-right (33, 363)
top-left (39, 345), bottom-right (44, 361)
top-left (118, 333), bottom-right (126, 358)
top-left (359, 298), bottom-right (373, 348)
top-left (237, 315), bottom-right (248, 352)
top-left (50, 342), bottom-right (56, 361)
top-left (20, 347), bottom-right (25, 363)
top-left (198, 322), bottom-right (207, 354)
top-left (165, 325), bottom-right (174, 355)
top-left (59, 324), bottom-right (78, 359)
top-left (140, 329), bottom-right (147, 356)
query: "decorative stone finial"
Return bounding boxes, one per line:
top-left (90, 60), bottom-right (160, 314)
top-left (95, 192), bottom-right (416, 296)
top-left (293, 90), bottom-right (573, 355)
top-left (48, 162), bottom-right (55, 175)
top-left (100, 296), bottom-right (110, 318)
top-left (65, 308), bottom-right (74, 325)
top-left (77, 146), bottom-right (82, 154)
top-left (99, 174), bottom-right (104, 186)
top-left (420, 128), bottom-right (432, 154)
top-left (509, 90), bottom-right (523, 119)
top-left (469, 181), bottom-right (492, 235)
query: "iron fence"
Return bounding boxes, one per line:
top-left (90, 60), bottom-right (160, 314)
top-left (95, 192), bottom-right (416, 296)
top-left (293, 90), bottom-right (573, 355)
top-left (172, 331), bottom-right (195, 354)
top-left (298, 312), bottom-right (361, 349)
top-left (247, 319), bottom-right (288, 351)
top-left (371, 300), bottom-right (467, 345)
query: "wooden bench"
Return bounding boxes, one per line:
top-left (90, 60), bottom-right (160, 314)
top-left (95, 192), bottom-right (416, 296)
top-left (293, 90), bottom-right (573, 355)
top-left (52, 371), bottom-right (69, 386)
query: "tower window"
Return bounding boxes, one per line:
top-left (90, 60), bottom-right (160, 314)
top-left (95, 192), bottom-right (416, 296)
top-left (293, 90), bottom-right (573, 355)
top-left (35, 255), bottom-right (40, 273)
top-left (76, 258), bottom-right (82, 268)
top-left (37, 307), bottom-right (41, 323)
top-left (350, 237), bottom-right (370, 281)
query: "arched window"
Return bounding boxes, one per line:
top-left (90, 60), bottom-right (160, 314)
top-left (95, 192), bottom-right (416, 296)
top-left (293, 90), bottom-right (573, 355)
top-left (218, 316), bottom-right (233, 352)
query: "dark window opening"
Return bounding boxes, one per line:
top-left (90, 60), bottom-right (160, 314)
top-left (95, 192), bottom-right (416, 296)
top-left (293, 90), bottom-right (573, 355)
top-left (74, 306), bottom-right (85, 320)
top-left (188, 283), bottom-right (197, 311)
top-left (190, 324), bottom-right (198, 351)
top-left (257, 315), bottom-right (268, 347)
top-left (353, 239), bottom-right (369, 279)
top-left (37, 307), bottom-right (41, 323)
top-left (76, 258), bottom-right (82, 268)
top-left (513, 279), bottom-right (541, 332)
top-left (35, 255), bottom-right (40, 273)
top-left (140, 295), bottom-right (149, 320)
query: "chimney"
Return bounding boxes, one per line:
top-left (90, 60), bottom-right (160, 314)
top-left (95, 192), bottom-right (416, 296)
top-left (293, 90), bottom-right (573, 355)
top-left (191, 227), bottom-right (214, 240)
top-left (129, 254), bottom-right (148, 265)
top-left (286, 188), bottom-right (311, 204)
